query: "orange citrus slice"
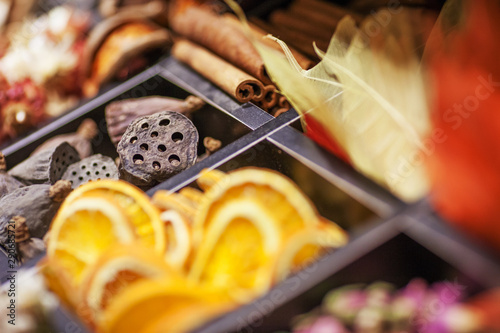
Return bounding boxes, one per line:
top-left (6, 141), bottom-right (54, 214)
top-left (62, 180), bottom-right (166, 253)
top-left (160, 210), bottom-right (192, 269)
top-left (99, 279), bottom-right (235, 333)
top-left (196, 168), bottom-right (227, 191)
top-left (47, 197), bottom-right (136, 286)
top-left (153, 191), bottom-right (197, 223)
top-left (189, 168), bottom-right (324, 301)
top-left (79, 245), bottom-right (178, 323)
top-left (274, 221), bottom-right (349, 281)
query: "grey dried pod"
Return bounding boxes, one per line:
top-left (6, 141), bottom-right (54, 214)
top-left (31, 119), bottom-right (98, 158)
top-left (0, 180), bottom-right (72, 249)
top-left (8, 142), bottom-right (80, 185)
top-left (12, 216), bottom-right (46, 264)
top-left (106, 95), bottom-right (205, 146)
top-left (0, 151), bottom-right (24, 199)
top-left (62, 154), bottom-right (119, 189)
top-left (118, 111), bottom-right (199, 186)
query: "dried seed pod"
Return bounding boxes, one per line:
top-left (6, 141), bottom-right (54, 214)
top-left (0, 181), bottom-right (72, 249)
top-left (0, 151), bottom-right (24, 199)
top-left (12, 216), bottom-right (46, 264)
top-left (8, 142), bottom-right (80, 185)
top-left (83, 12), bottom-right (171, 96)
top-left (62, 154), bottom-right (119, 189)
top-left (197, 137), bottom-right (222, 162)
top-left (31, 119), bottom-right (98, 158)
top-left (106, 95), bottom-right (205, 146)
top-left (118, 111), bottom-right (199, 186)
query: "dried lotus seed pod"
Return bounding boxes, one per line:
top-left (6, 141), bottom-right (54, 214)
top-left (0, 152), bottom-right (24, 199)
top-left (31, 119), bottom-right (98, 158)
top-left (8, 142), bottom-right (80, 185)
top-left (118, 111), bottom-right (199, 186)
top-left (0, 181), bottom-right (72, 249)
top-left (62, 154), bottom-right (119, 189)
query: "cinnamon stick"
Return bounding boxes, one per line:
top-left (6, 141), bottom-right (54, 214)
top-left (170, 5), bottom-right (271, 84)
top-left (222, 14), bottom-right (314, 70)
top-left (269, 10), bottom-right (333, 43)
top-left (291, 0), bottom-right (365, 23)
top-left (172, 39), bottom-right (265, 104)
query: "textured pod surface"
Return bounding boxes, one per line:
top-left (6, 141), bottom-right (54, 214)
top-left (0, 185), bottom-right (62, 249)
top-left (118, 111), bottom-right (199, 186)
top-left (0, 174), bottom-right (24, 199)
top-left (62, 154), bottom-right (119, 189)
top-left (8, 142), bottom-right (80, 185)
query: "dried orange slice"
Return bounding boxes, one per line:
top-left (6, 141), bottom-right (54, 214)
top-left (189, 168), bottom-right (324, 300)
top-left (153, 190), bottom-right (197, 223)
top-left (47, 197), bottom-right (136, 286)
top-left (196, 168), bottom-right (227, 191)
top-left (62, 180), bottom-right (166, 253)
top-left (79, 245), bottom-right (178, 323)
top-left (160, 210), bottom-right (192, 269)
top-left (99, 279), bottom-right (235, 333)
top-left (274, 221), bottom-right (348, 281)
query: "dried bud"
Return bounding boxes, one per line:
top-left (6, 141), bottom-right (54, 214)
top-left (118, 111), bottom-right (199, 186)
top-left (0, 152), bottom-right (6, 171)
top-left (49, 180), bottom-right (72, 202)
top-left (197, 137), bottom-right (222, 162)
top-left (77, 118), bottom-right (99, 141)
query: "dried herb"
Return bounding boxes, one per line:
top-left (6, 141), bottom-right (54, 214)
top-left (0, 151), bottom-right (24, 199)
top-left (8, 142), bottom-right (80, 185)
top-left (118, 111), bottom-right (199, 186)
top-left (197, 137), bottom-right (222, 162)
top-left (0, 180), bottom-right (72, 249)
top-left (62, 154), bottom-right (119, 189)
top-left (12, 216), bottom-right (46, 264)
top-left (106, 95), bottom-right (205, 146)
top-left (31, 119), bottom-right (98, 158)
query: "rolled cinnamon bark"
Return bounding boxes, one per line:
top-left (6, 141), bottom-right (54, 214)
top-left (278, 95), bottom-right (291, 110)
top-left (291, 0), bottom-right (365, 23)
top-left (170, 5), bottom-right (271, 84)
top-left (222, 14), bottom-right (314, 70)
top-left (269, 10), bottom-right (333, 43)
top-left (172, 39), bottom-right (265, 104)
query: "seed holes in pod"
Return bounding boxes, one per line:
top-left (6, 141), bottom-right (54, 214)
top-left (151, 131), bottom-right (158, 138)
top-left (95, 171), bottom-right (100, 176)
top-left (130, 136), bottom-right (138, 144)
top-left (158, 145), bottom-right (166, 152)
top-left (70, 180), bottom-right (73, 185)
top-left (56, 158), bottom-right (60, 163)
top-left (93, 163), bottom-right (98, 167)
top-left (62, 161), bottom-right (66, 166)
top-left (81, 165), bottom-right (86, 170)
top-left (172, 132), bottom-right (183, 143)
top-left (159, 119), bottom-right (170, 126)
top-left (168, 155), bottom-right (180, 166)
top-left (58, 168), bottom-right (62, 172)
top-left (140, 144), bottom-right (149, 151)
top-left (102, 166), bottom-right (107, 170)
top-left (152, 161), bottom-right (161, 170)
top-left (86, 171), bottom-right (91, 176)
top-left (141, 122), bottom-right (149, 129)
top-left (78, 177), bottom-right (83, 181)
top-left (133, 154), bottom-right (144, 164)
top-left (62, 153), bottom-right (66, 157)
top-left (72, 171), bottom-right (77, 176)
top-left (69, 155), bottom-right (74, 160)
top-left (106, 173), bottom-right (110, 177)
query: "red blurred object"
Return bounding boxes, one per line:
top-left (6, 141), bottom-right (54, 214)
top-left (304, 114), bottom-right (351, 164)
top-left (427, 0), bottom-right (500, 252)
top-left (0, 78), bottom-right (47, 144)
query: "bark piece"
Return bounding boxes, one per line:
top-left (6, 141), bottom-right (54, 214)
top-left (62, 154), bottom-right (119, 189)
top-left (106, 95), bottom-right (205, 146)
top-left (118, 111), bottom-right (199, 186)
top-left (8, 142), bottom-right (80, 185)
